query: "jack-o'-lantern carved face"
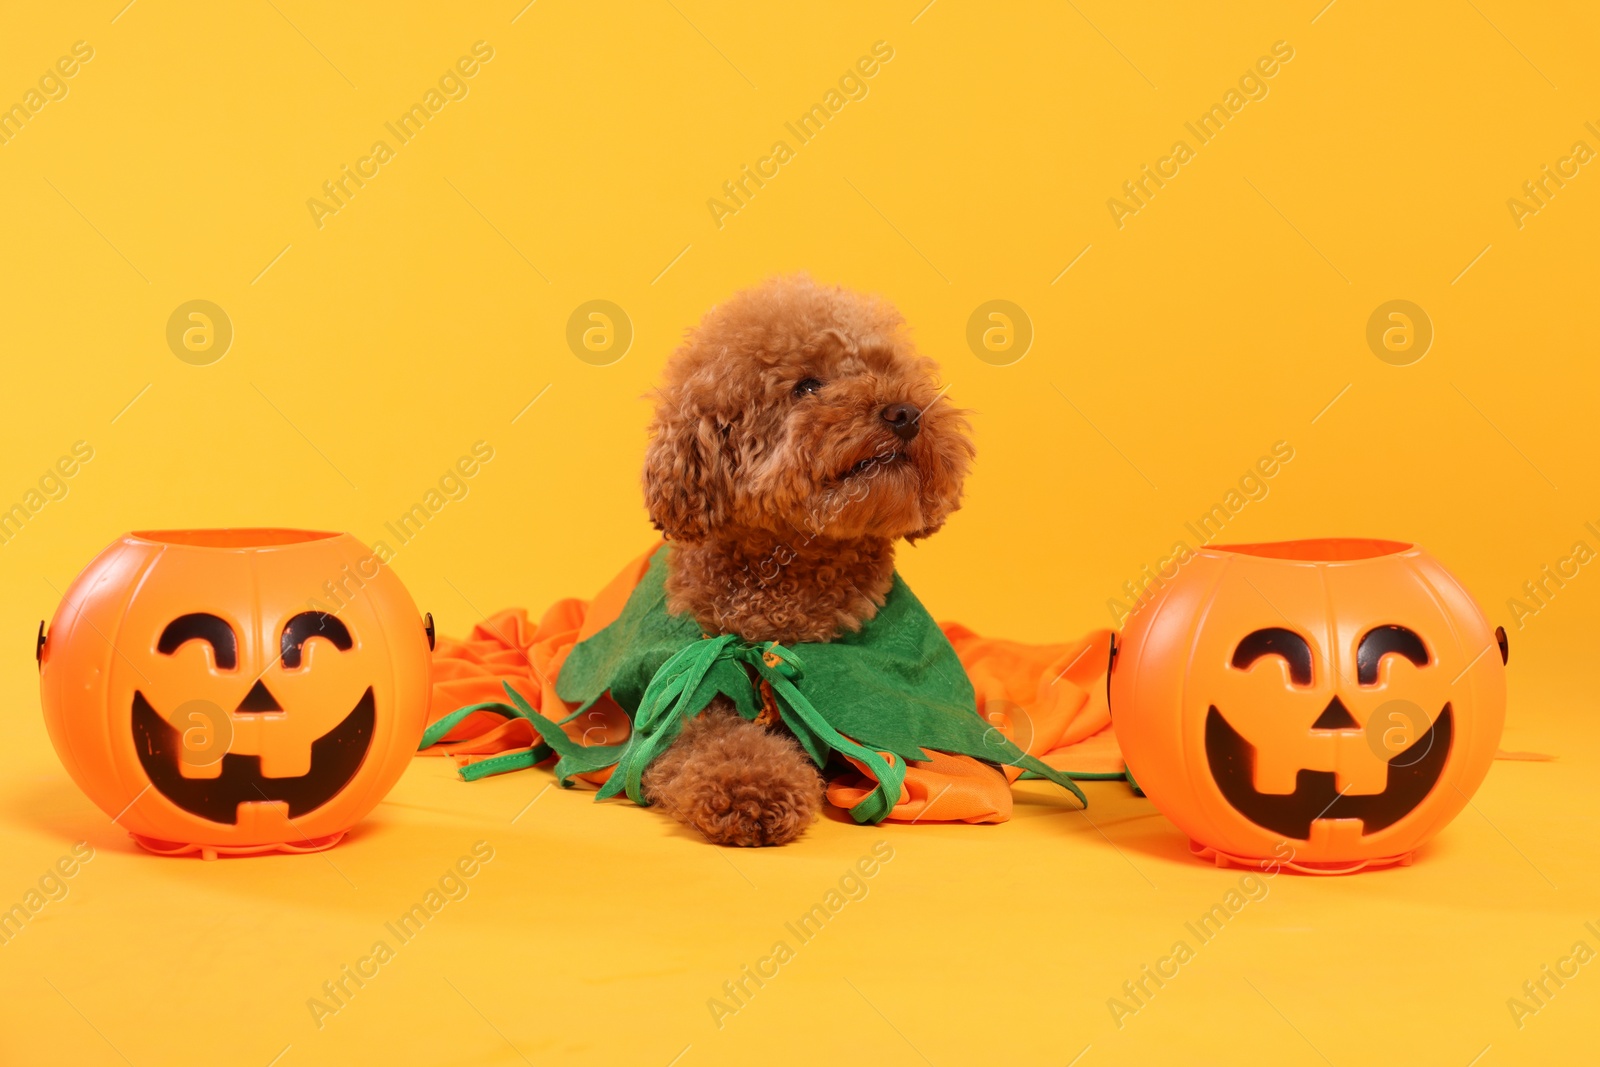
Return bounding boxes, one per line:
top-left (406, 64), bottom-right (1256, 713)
top-left (132, 609), bottom-right (374, 823)
top-left (40, 529), bottom-right (433, 858)
top-left (1204, 623), bottom-right (1471, 840)
top-left (1111, 539), bottom-right (1507, 872)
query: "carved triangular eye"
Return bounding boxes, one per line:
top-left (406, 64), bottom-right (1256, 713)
top-left (1312, 696), bottom-right (1358, 729)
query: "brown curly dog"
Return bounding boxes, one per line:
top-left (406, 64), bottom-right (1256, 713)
top-left (638, 274), bottom-right (974, 846)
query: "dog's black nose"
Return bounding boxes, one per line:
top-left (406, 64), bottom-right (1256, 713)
top-left (881, 403), bottom-right (920, 442)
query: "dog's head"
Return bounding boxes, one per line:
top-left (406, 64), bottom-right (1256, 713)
top-left (644, 275), bottom-right (973, 545)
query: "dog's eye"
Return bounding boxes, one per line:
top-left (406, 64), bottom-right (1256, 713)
top-left (792, 378), bottom-right (824, 398)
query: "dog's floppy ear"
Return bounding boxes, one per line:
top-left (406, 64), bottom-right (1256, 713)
top-left (641, 399), bottom-right (728, 542)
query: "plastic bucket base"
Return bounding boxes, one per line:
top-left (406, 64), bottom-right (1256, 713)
top-left (1190, 840), bottom-right (1415, 876)
top-left (131, 831), bottom-right (346, 860)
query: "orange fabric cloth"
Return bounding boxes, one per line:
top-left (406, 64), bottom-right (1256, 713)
top-left (424, 545), bottom-right (659, 787)
top-left (421, 544), bottom-right (1119, 823)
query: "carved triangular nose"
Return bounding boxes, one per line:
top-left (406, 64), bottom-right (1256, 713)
top-left (1312, 695), bottom-right (1359, 729)
top-left (236, 679), bottom-right (282, 714)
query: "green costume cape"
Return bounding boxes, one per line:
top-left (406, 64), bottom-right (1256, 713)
top-left (421, 547), bottom-right (1086, 823)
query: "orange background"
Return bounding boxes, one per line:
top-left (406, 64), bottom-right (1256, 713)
top-left (1, 2), bottom-right (1596, 1064)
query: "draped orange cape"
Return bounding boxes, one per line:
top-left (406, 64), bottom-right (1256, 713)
top-left (418, 543), bottom-right (1123, 824)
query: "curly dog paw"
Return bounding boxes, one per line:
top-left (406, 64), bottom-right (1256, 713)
top-left (644, 705), bottom-right (823, 846)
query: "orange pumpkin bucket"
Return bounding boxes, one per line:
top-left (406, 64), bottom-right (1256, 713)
top-left (1110, 538), bottom-right (1507, 873)
top-left (38, 529), bottom-right (433, 858)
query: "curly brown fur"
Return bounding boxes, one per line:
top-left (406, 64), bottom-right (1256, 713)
top-left (640, 274), bottom-right (973, 846)
top-left (666, 528), bottom-right (894, 645)
top-left (642, 702), bottom-right (824, 846)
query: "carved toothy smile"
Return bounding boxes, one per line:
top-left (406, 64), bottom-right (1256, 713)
top-left (132, 688), bottom-right (374, 823)
top-left (1204, 703), bottom-right (1453, 839)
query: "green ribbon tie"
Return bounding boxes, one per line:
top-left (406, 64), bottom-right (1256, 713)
top-left (418, 636), bottom-right (1090, 819)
